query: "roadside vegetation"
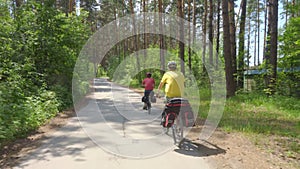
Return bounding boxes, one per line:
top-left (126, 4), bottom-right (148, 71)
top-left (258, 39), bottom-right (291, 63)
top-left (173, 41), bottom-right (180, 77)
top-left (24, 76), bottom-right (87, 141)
top-left (0, 1), bottom-right (91, 147)
top-left (198, 90), bottom-right (300, 162)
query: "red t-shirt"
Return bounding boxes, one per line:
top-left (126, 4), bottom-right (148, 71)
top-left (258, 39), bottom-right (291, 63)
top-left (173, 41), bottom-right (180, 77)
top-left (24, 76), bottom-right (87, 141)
top-left (142, 78), bottom-right (155, 90)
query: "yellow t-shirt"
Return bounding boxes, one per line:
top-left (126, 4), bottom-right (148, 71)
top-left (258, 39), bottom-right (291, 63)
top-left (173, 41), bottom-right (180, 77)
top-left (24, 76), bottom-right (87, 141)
top-left (161, 71), bottom-right (184, 98)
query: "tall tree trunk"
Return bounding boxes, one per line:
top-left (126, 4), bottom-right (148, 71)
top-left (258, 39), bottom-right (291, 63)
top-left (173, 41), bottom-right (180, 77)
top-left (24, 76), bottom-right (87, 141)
top-left (151, 0), bottom-right (157, 45)
top-left (216, 0), bottom-right (221, 69)
top-left (158, 0), bottom-right (165, 71)
top-left (121, 0), bottom-right (127, 60)
top-left (247, 15), bottom-right (251, 90)
top-left (129, 0), bottom-right (141, 79)
top-left (238, 0), bottom-right (247, 89)
top-left (143, 0), bottom-right (147, 61)
top-left (178, 0), bottom-right (185, 75)
top-left (113, 7), bottom-right (120, 63)
top-left (192, 0), bottom-right (196, 50)
top-left (263, 0), bottom-right (268, 61)
top-left (192, 0), bottom-right (197, 70)
top-left (285, 0), bottom-right (288, 26)
top-left (257, 0), bottom-right (261, 65)
top-left (223, 0), bottom-right (236, 97)
top-left (202, 0), bottom-right (208, 71)
top-left (229, 0), bottom-right (237, 86)
top-left (208, 0), bottom-right (214, 66)
top-left (69, 0), bottom-right (74, 13)
top-left (265, 0), bottom-right (278, 95)
top-left (254, 26), bottom-right (257, 66)
top-left (188, 0), bottom-right (192, 71)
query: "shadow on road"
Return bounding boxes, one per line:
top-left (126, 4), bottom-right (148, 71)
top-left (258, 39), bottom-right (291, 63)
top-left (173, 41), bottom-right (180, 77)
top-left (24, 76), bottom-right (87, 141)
top-left (12, 119), bottom-right (101, 169)
top-left (174, 139), bottom-right (226, 157)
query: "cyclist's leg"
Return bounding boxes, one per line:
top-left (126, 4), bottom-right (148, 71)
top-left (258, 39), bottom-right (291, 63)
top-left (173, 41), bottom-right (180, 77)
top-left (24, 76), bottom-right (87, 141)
top-left (147, 91), bottom-right (152, 114)
top-left (144, 90), bottom-right (151, 109)
top-left (143, 90), bottom-right (148, 109)
top-left (178, 111), bottom-right (184, 140)
top-left (172, 114), bottom-right (182, 144)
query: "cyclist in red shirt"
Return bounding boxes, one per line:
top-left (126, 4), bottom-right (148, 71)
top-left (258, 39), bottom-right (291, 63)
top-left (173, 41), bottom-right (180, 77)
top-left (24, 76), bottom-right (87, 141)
top-left (142, 72), bottom-right (155, 110)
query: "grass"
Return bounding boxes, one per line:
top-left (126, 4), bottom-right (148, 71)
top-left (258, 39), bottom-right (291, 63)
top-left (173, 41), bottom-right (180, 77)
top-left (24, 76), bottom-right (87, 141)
top-left (203, 92), bottom-right (300, 159)
top-left (197, 89), bottom-right (300, 159)
top-left (220, 93), bottom-right (300, 137)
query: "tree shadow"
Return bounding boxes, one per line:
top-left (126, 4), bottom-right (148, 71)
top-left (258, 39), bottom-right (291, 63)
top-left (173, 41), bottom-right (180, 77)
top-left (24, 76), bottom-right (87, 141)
top-left (4, 118), bottom-right (101, 169)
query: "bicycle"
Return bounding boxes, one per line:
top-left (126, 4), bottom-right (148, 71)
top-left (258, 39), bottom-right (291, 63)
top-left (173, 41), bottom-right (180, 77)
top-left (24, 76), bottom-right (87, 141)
top-left (142, 91), bottom-right (154, 114)
top-left (161, 98), bottom-right (194, 148)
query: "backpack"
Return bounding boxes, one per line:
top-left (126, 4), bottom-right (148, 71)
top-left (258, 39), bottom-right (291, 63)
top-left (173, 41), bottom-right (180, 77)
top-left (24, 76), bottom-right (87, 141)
top-left (161, 98), bottom-right (195, 128)
top-left (150, 95), bottom-right (156, 103)
top-left (161, 111), bottom-right (177, 128)
top-left (180, 107), bottom-right (195, 127)
top-left (150, 92), bottom-right (156, 103)
top-left (141, 96), bottom-right (147, 102)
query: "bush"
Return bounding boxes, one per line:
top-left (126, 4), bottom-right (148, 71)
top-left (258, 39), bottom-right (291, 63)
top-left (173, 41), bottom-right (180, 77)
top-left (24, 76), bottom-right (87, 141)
top-left (50, 85), bottom-right (73, 110)
top-left (0, 88), bottom-right (60, 144)
top-left (24, 90), bottom-right (60, 129)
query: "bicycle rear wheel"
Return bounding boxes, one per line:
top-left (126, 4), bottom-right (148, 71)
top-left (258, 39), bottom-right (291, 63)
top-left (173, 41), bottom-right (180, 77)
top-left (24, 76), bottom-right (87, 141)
top-left (147, 102), bottom-right (151, 114)
top-left (172, 114), bottom-right (183, 145)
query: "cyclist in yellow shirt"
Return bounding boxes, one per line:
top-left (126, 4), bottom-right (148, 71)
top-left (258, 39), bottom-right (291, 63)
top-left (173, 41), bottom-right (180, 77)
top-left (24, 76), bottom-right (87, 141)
top-left (157, 61), bottom-right (184, 101)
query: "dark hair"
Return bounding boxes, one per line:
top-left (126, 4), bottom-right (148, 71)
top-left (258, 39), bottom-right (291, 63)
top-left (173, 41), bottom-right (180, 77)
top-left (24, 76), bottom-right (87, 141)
top-left (146, 72), bottom-right (152, 78)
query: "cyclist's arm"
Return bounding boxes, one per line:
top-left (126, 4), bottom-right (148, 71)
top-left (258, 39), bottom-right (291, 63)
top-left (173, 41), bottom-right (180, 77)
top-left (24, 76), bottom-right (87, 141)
top-left (157, 73), bottom-right (168, 96)
top-left (157, 81), bottom-right (164, 91)
top-left (141, 79), bottom-right (145, 87)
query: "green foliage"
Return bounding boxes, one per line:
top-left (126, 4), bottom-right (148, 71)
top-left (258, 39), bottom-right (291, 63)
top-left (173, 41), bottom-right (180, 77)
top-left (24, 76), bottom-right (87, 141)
top-left (106, 55), bottom-right (122, 79)
top-left (0, 63), bottom-right (59, 141)
top-left (49, 85), bottom-right (72, 110)
top-left (278, 16), bottom-right (300, 97)
top-left (0, 0), bottom-right (91, 146)
top-left (96, 66), bottom-right (108, 77)
top-left (196, 87), bottom-right (212, 119)
top-left (276, 71), bottom-right (300, 97)
top-left (23, 90), bottom-right (60, 130)
top-left (0, 87), bottom-right (59, 141)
